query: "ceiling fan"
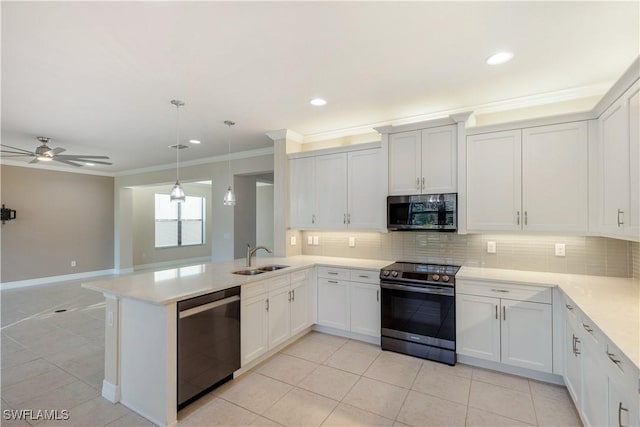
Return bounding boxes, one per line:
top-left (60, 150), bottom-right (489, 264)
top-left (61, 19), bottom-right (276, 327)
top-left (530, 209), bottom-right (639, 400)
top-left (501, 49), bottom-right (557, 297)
top-left (0, 136), bottom-right (112, 167)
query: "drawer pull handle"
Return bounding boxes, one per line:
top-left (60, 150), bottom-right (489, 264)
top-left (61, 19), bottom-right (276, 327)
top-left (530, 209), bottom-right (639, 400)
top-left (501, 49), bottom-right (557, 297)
top-left (359, 275), bottom-right (369, 278)
top-left (565, 304), bottom-right (574, 310)
top-left (328, 280), bottom-right (338, 284)
top-left (265, 298), bottom-right (269, 312)
top-left (607, 351), bottom-right (622, 367)
top-left (503, 306), bottom-right (506, 321)
top-left (619, 402), bottom-right (628, 427)
top-left (491, 289), bottom-right (509, 293)
top-left (377, 290), bottom-right (379, 302)
top-left (582, 323), bottom-right (593, 333)
top-left (618, 209), bottom-right (624, 227)
top-left (495, 305), bottom-right (498, 320)
top-left (328, 272), bottom-right (339, 275)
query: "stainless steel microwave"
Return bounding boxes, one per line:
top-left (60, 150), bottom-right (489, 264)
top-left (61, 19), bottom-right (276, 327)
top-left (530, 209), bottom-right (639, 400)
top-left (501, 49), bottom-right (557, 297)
top-left (387, 193), bottom-right (457, 231)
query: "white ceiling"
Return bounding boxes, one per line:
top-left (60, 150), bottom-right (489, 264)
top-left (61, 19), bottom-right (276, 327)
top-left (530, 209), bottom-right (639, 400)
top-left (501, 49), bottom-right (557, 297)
top-left (2, 1), bottom-right (638, 173)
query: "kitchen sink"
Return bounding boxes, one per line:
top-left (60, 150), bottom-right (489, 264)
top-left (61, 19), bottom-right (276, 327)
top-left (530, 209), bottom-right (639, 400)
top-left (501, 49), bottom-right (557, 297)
top-left (232, 269), bottom-right (265, 276)
top-left (257, 265), bottom-right (289, 272)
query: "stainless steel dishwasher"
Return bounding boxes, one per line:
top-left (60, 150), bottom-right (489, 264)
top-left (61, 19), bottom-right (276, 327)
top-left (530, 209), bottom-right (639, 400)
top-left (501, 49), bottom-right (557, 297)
top-left (177, 286), bottom-right (240, 409)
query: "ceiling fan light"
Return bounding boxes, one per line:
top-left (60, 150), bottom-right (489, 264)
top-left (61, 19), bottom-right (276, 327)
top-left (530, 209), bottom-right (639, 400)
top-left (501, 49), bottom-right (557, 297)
top-left (223, 186), bottom-right (236, 206)
top-left (37, 155), bottom-right (53, 161)
top-left (170, 181), bottom-right (186, 203)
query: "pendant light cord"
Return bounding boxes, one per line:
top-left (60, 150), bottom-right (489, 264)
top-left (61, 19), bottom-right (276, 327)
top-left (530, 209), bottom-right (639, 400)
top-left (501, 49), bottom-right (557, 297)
top-left (176, 103), bottom-right (180, 182)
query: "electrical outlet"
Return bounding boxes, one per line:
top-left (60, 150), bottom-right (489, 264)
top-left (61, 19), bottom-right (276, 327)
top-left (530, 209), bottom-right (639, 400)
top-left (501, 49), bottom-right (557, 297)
top-left (290, 236), bottom-right (297, 246)
top-left (555, 243), bottom-right (566, 257)
top-left (349, 237), bottom-right (356, 247)
top-left (71, 260), bottom-right (77, 267)
top-left (307, 236), bottom-right (313, 245)
top-left (487, 241), bottom-right (497, 254)
top-left (313, 235), bottom-right (319, 246)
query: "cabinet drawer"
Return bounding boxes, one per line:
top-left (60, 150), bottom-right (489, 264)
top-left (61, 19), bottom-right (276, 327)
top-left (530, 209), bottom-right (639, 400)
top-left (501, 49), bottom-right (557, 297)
top-left (350, 269), bottom-right (379, 284)
top-left (291, 269), bottom-right (310, 283)
top-left (605, 341), bottom-right (637, 381)
top-left (266, 274), bottom-right (291, 292)
top-left (457, 280), bottom-right (552, 304)
top-left (317, 266), bottom-right (350, 280)
top-left (563, 295), bottom-right (581, 324)
top-left (243, 280), bottom-right (267, 299)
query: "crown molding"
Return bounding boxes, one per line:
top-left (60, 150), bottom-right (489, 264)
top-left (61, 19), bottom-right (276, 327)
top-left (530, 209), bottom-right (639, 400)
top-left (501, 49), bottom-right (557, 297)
top-left (265, 129), bottom-right (303, 142)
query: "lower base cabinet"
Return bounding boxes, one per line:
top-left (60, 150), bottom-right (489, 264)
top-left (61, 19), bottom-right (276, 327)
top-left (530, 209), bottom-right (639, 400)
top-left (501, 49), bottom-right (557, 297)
top-left (317, 267), bottom-right (380, 338)
top-left (456, 280), bottom-right (553, 373)
top-left (563, 297), bottom-right (640, 427)
top-left (241, 269), bottom-right (313, 366)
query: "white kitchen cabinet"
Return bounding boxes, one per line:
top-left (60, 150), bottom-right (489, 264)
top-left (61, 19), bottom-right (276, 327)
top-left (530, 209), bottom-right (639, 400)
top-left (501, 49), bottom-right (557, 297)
top-left (456, 280), bottom-right (553, 373)
top-left (456, 293), bottom-right (501, 362)
top-left (241, 290), bottom-right (269, 366)
top-left (241, 270), bottom-right (314, 366)
top-left (599, 80), bottom-right (640, 241)
top-left (564, 318), bottom-right (582, 404)
top-left (389, 125), bottom-right (457, 195)
top-left (467, 130), bottom-right (522, 231)
top-left (347, 149), bottom-right (386, 230)
top-left (580, 323), bottom-right (608, 427)
top-left (289, 146), bottom-right (385, 231)
top-left (467, 122), bottom-right (588, 233)
top-left (317, 267), bottom-right (380, 338)
top-left (317, 277), bottom-right (350, 330)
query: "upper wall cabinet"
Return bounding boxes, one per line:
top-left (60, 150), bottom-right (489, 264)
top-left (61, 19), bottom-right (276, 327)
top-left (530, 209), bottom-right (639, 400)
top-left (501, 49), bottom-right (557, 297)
top-left (389, 125), bottom-right (457, 195)
top-left (467, 121), bottom-right (588, 233)
top-left (598, 80), bottom-right (639, 241)
top-left (289, 145), bottom-right (385, 231)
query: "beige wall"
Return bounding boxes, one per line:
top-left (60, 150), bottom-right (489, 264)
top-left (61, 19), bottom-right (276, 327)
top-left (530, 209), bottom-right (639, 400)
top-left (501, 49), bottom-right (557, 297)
top-left (300, 231), bottom-right (635, 278)
top-left (1, 165), bottom-right (114, 282)
top-left (256, 183), bottom-right (274, 253)
top-left (131, 183), bottom-right (212, 267)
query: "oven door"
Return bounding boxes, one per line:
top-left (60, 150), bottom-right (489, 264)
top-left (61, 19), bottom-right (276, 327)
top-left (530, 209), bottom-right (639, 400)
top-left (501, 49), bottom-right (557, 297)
top-left (380, 281), bottom-right (455, 350)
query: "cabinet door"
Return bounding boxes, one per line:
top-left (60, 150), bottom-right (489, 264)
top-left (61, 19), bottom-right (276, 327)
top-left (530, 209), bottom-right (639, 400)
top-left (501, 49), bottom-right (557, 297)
top-left (241, 294), bottom-right (269, 366)
top-left (564, 321), bottom-right (582, 405)
top-left (349, 282), bottom-right (380, 337)
top-left (317, 278), bottom-right (349, 330)
top-left (389, 130), bottom-right (422, 195)
top-left (608, 371), bottom-right (640, 427)
top-left (522, 122), bottom-right (588, 233)
top-left (315, 153), bottom-right (348, 229)
top-left (290, 279), bottom-right (309, 336)
top-left (421, 126), bottom-right (456, 193)
top-left (600, 96), bottom-right (630, 236)
top-left (456, 294), bottom-right (500, 362)
top-left (467, 130), bottom-right (522, 231)
top-left (290, 157), bottom-right (316, 229)
top-left (347, 148), bottom-right (386, 230)
top-left (627, 85), bottom-right (639, 240)
top-left (581, 333), bottom-right (608, 427)
top-left (267, 286), bottom-right (291, 349)
top-left (500, 300), bottom-right (553, 373)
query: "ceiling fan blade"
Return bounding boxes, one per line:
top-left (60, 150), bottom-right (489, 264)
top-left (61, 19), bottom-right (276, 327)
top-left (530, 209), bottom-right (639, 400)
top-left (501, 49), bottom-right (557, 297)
top-left (53, 158), bottom-right (83, 167)
top-left (54, 154), bottom-right (110, 159)
top-left (1, 144), bottom-right (35, 154)
top-left (1, 150), bottom-right (34, 156)
top-left (74, 159), bottom-right (113, 165)
top-left (29, 157), bottom-right (40, 164)
top-left (48, 147), bottom-right (66, 155)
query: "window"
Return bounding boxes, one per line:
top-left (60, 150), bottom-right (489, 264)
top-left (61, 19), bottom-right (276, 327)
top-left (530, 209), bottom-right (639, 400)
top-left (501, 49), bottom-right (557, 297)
top-left (155, 194), bottom-right (205, 248)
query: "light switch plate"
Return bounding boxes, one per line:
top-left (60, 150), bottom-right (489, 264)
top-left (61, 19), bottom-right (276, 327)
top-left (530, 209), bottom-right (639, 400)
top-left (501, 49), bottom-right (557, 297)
top-left (313, 236), bottom-right (319, 246)
top-left (349, 237), bottom-right (356, 247)
top-left (555, 243), bottom-right (566, 257)
top-left (307, 236), bottom-right (313, 245)
top-left (487, 241), bottom-right (497, 254)
top-left (290, 236), bottom-right (297, 246)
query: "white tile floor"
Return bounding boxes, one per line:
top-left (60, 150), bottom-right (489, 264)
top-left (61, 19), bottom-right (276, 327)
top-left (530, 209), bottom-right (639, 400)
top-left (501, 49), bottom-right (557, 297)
top-left (2, 280), bottom-right (582, 427)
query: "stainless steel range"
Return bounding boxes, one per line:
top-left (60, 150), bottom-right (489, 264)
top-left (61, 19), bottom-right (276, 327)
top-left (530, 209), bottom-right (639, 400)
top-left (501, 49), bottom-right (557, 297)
top-left (379, 262), bottom-right (460, 365)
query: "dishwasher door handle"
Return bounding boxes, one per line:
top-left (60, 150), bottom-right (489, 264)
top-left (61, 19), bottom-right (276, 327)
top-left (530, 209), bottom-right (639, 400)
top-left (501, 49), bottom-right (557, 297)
top-left (179, 295), bottom-right (240, 319)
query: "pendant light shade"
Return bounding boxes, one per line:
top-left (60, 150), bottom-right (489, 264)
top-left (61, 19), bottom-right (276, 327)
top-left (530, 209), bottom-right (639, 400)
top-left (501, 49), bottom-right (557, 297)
top-left (170, 99), bottom-right (186, 203)
top-left (223, 120), bottom-right (236, 206)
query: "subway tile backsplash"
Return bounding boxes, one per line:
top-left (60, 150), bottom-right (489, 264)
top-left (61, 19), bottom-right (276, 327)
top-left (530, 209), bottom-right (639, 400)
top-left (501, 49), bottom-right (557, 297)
top-left (301, 231), bottom-right (635, 278)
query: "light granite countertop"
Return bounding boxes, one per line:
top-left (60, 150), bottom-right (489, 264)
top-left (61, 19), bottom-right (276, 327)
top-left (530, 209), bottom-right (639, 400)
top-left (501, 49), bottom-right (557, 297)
top-left (83, 257), bottom-right (639, 370)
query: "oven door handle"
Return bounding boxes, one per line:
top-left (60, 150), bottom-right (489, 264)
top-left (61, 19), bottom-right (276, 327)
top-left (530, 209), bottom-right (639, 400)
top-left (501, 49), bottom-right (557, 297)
top-left (381, 282), bottom-right (454, 296)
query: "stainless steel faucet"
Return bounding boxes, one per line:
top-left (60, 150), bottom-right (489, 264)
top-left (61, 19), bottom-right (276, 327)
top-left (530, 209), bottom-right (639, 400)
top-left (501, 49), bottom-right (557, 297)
top-left (246, 244), bottom-right (272, 267)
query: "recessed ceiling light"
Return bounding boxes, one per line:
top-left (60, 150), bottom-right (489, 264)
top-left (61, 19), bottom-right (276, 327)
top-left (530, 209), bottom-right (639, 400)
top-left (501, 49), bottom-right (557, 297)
top-left (189, 139), bottom-right (201, 144)
top-left (486, 52), bottom-right (514, 65)
top-left (310, 98), bottom-right (327, 106)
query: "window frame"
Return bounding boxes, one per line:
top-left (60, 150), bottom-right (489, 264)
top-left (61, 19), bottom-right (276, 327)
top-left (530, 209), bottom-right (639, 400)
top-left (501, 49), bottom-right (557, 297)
top-left (154, 194), bottom-right (205, 248)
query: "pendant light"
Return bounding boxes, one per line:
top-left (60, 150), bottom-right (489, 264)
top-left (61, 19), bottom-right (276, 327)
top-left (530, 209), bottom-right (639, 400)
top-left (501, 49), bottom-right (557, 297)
top-left (170, 99), bottom-right (186, 203)
top-left (223, 120), bottom-right (236, 206)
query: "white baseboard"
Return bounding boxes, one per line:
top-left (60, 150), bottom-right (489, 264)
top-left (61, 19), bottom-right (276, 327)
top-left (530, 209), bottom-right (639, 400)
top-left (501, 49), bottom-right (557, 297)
top-left (1, 269), bottom-right (117, 290)
top-left (101, 379), bottom-right (121, 403)
top-left (133, 257), bottom-right (212, 272)
top-left (457, 354), bottom-right (565, 385)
